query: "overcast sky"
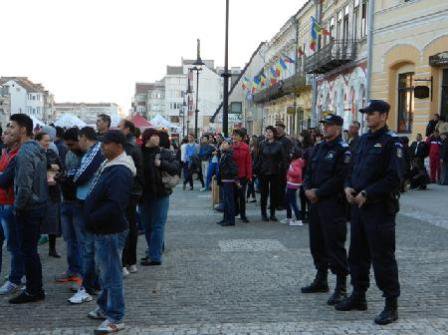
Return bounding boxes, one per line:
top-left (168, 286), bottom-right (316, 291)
top-left (1, 0), bottom-right (306, 112)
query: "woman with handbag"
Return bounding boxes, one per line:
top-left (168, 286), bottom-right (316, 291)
top-left (140, 129), bottom-right (179, 266)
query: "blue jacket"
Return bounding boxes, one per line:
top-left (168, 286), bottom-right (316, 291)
top-left (84, 152), bottom-right (136, 235)
top-left (14, 140), bottom-right (48, 211)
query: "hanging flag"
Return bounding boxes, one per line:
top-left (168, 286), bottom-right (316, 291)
top-left (279, 58), bottom-right (288, 70)
top-left (270, 78), bottom-right (278, 86)
top-left (297, 46), bottom-right (305, 57)
top-left (260, 75), bottom-right (267, 87)
top-left (253, 75), bottom-right (261, 85)
top-left (275, 63), bottom-right (282, 77)
top-left (270, 67), bottom-right (276, 77)
top-left (242, 83), bottom-right (247, 90)
top-left (282, 54), bottom-right (295, 64)
top-left (312, 16), bottom-right (331, 37)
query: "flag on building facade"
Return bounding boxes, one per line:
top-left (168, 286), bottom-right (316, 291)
top-left (282, 54), bottom-right (295, 64)
top-left (279, 58), bottom-right (288, 70)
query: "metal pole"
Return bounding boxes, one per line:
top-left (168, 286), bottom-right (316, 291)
top-left (222, 0), bottom-right (230, 137)
top-left (195, 69), bottom-right (200, 139)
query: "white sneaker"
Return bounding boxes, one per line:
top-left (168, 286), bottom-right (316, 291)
top-left (0, 281), bottom-right (20, 295)
top-left (88, 306), bottom-right (107, 320)
top-left (68, 288), bottom-right (93, 304)
top-left (200, 187), bottom-right (206, 192)
top-left (94, 319), bottom-right (125, 334)
top-left (122, 267), bottom-right (130, 277)
top-left (289, 220), bottom-right (303, 226)
top-left (280, 218), bottom-right (290, 224)
top-left (127, 265), bottom-right (138, 273)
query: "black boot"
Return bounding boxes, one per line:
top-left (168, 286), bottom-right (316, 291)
top-left (301, 270), bottom-right (329, 293)
top-left (261, 209), bottom-right (269, 222)
top-left (374, 298), bottom-right (398, 325)
top-left (335, 291), bottom-right (367, 311)
top-left (269, 209), bottom-right (278, 222)
top-left (327, 275), bottom-right (347, 305)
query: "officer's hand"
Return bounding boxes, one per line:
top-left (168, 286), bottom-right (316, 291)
top-left (354, 192), bottom-right (367, 208)
top-left (345, 187), bottom-right (356, 204)
top-left (305, 189), bottom-right (319, 204)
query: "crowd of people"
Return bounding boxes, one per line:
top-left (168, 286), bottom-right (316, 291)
top-left (0, 101), bottom-right (444, 333)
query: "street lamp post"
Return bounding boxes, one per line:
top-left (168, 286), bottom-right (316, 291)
top-left (222, 0), bottom-right (231, 137)
top-left (193, 38), bottom-right (205, 139)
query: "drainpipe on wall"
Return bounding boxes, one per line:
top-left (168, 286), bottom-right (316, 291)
top-left (366, 0), bottom-right (375, 101)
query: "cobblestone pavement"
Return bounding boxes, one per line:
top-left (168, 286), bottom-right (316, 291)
top-left (1, 183), bottom-right (448, 334)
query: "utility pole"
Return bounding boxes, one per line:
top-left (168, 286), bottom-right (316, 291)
top-left (222, 0), bottom-right (230, 137)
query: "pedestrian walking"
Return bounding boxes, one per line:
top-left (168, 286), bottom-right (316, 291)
top-left (256, 126), bottom-right (288, 222)
top-left (275, 120), bottom-right (293, 210)
top-left (426, 130), bottom-right (442, 183)
top-left (217, 140), bottom-right (238, 227)
top-left (84, 130), bottom-right (136, 334)
top-left (301, 114), bottom-right (350, 306)
top-left (8, 114), bottom-right (48, 304)
top-left (337, 100), bottom-right (403, 325)
top-left (283, 147), bottom-right (304, 226)
top-left (232, 128), bottom-right (252, 223)
top-left (140, 129), bottom-right (179, 266)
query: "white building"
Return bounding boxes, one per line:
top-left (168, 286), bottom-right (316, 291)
top-left (0, 77), bottom-right (55, 122)
top-left (132, 82), bottom-right (165, 120)
top-left (0, 84), bottom-right (10, 128)
top-left (54, 102), bottom-right (119, 126)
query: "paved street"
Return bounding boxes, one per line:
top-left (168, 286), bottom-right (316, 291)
top-left (1, 183), bottom-right (448, 335)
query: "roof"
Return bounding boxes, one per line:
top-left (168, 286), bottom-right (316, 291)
top-left (0, 77), bottom-right (47, 93)
top-left (210, 42), bottom-right (267, 122)
top-left (131, 113), bottom-right (152, 129)
top-left (135, 83), bottom-right (154, 95)
top-left (54, 102), bottom-right (117, 108)
top-left (166, 66), bottom-right (184, 75)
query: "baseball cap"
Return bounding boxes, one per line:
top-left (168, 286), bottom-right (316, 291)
top-left (319, 114), bottom-right (344, 126)
top-left (359, 100), bottom-right (390, 114)
top-left (102, 130), bottom-right (127, 146)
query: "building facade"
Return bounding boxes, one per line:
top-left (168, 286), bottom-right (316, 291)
top-left (370, 0), bottom-right (448, 138)
top-left (0, 85), bottom-right (10, 128)
top-left (0, 77), bottom-right (55, 122)
top-left (305, 0), bottom-right (369, 129)
top-left (54, 102), bottom-right (119, 126)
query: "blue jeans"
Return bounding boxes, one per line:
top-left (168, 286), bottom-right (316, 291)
top-left (95, 230), bottom-right (128, 323)
top-left (141, 196), bottom-right (169, 263)
top-left (0, 205), bottom-right (25, 285)
top-left (222, 182), bottom-right (235, 225)
top-left (206, 162), bottom-right (219, 190)
top-left (61, 202), bottom-right (82, 276)
top-left (74, 201), bottom-right (97, 293)
top-left (16, 208), bottom-right (44, 295)
top-left (286, 188), bottom-right (301, 220)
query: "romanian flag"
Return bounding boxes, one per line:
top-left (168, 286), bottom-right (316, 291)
top-left (310, 16), bottom-right (331, 51)
top-left (260, 76), bottom-right (266, 87)
top-left (279, 58), bottom-right (288, 70)
top-left (282, 54), bottom-right (295, 64)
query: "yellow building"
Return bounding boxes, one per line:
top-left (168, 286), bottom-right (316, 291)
top-left (370, 0), bottom-right (448, 138)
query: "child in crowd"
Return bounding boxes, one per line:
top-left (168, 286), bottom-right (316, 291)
top-left (217, 140), bottom-right (239, 227)
top-left (285, 147), bottom-right (304, 226)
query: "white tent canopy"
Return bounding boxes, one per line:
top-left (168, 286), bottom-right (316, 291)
top-left (30, 115), bottom-right (45, 128)
top-left (150, 114), bottom-right (180, 131)
top-left (54, 113), bottom-right (87, 128)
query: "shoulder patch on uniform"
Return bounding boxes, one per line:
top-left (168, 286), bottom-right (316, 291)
top-left (374, 143), bottom-right (382, 148)
top-left (339, 140), bottom-right (349, 148)
top-left (387, 131), bottom-right (398, 137)
top-left (394, 141), bottom-right (403, 148)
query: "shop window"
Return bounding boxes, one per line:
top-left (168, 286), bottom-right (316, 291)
top-left (441, 69), bottom-right (448, 118)
top-left (397, 72), bottom-right (414, 133)
top-left (361, 1), bottom-right (367, 38)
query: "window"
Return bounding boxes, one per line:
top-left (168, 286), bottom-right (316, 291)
top-left (361, 1), bottom-right (367, 38)
top-left (397, 72), bottom-right (414, 133)
top-left (441, 69), bottom-right (448, 119)
top-left (330, 17), bottom-right (335, 39)
top-left (337, 12), bottom-right (343, 40)
top-left (343, 12), bottom-right (349, 42)
top-left (353, 4), bottom-right (359, 40)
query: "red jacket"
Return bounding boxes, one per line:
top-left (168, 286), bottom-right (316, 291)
top-left (0, 147), bottom-right (19, 205)
top-left (426, 136), bottom-right (442, 157)
top-left (232, 141), bottom-right (252, 180)
top-left (287, 158), bottom-right (304, 189)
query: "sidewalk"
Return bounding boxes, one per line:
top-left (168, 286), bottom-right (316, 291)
top-left (400, 184), bottom-right (448, 230)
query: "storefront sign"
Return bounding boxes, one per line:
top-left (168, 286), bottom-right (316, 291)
top-left (429, 52), bottom-right (448, 67)
top-left (414, 86), bottom-right (430, 99)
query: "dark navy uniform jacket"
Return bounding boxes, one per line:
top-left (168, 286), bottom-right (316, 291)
top-left (346, 126), bottom-right (404, 201)
top-left (303, 136), bottom-right (351, 200)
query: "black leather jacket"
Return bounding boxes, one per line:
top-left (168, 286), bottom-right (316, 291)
top-left (258, 140), bottom-right (287, 176)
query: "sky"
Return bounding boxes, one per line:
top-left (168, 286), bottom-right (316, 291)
top-left (1, 0), bottom-right (306, 112)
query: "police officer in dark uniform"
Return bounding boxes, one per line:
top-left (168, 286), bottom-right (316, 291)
top-left (336, 100), bottom-right (403, 325)
top-left (301, 114), bottom-right (350, 306)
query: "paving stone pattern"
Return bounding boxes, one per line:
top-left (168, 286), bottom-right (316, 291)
top-left (1, 184), bottom-right (448, 334)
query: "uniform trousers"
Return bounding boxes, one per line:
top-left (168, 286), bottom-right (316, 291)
top-left (349, 202), bottom-right (400, 299)
top-left (309, 199), bottom-right (349, 276)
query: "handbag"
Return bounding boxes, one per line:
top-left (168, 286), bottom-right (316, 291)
top-left (162, 171), bottom-right (180, 189)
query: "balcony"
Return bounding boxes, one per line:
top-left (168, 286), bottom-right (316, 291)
top-left (304, 39), bottom-right (358, 74)
top-left (253, 73), bottom-right (307, 104)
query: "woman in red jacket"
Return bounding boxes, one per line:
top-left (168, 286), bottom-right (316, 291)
top-left (284, 147), bottom-right (304, 226)
top-left (232, 129), bottom-right (252, 223)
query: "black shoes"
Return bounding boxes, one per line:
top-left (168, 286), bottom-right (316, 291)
top-left (9, 290), bottom-right (45, 304)
top-left (327, 276), bottom-right (347, 305)
top-left (140, 259), bottom-right (162, 266)
top-left (269, 215), bottom-right (278, 222)
top-left (217, 221), bottom-right (235, 227)
top-left (240, 217), bottom-right (250, 223)
top-left (335, 292), bottom-right (368, 311)
top-left (49, 250), bottom-right (61, 258)
top-left (301, 271), bottom-right (329, 293)
top-left (261, 215), bottom-right (269, 222)
top-left (374, 298), bottom-right (398, 325)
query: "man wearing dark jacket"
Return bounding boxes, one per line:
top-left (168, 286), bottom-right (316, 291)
top-left (84, 130), bottom-right (136, 334)
top-left (275, 120), bottom-right (293, 210)
top-left (8, 114), bottom-right (48, 304)
top-left (217, 140), bottom-right (238, 227)
top-left (426, 114), bottom-right (439, 137)
top-left (118, 120), bottom-right (143, 273)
